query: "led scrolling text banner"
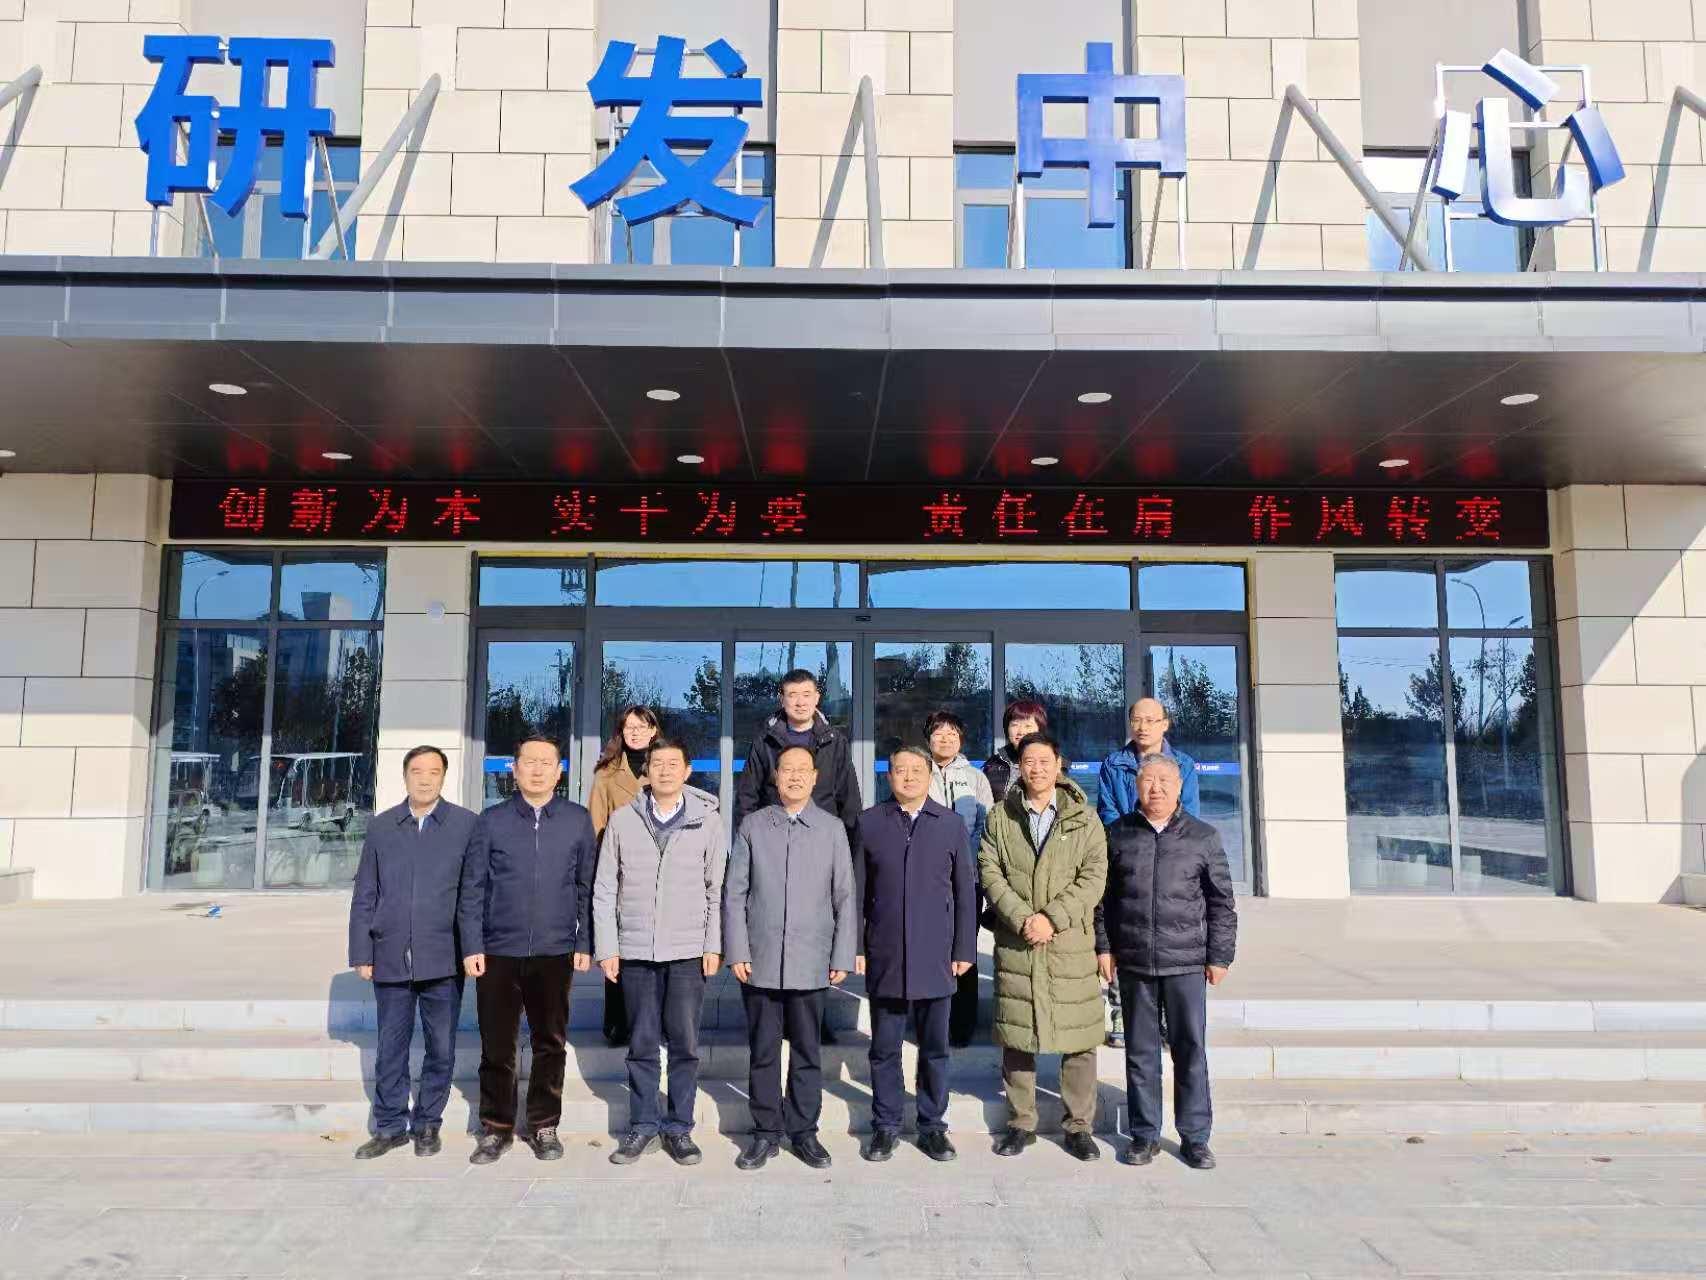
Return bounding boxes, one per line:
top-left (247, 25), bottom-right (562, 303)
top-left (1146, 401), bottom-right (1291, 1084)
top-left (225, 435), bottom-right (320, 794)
top-left (171, 482), bottom-right (1549, 549)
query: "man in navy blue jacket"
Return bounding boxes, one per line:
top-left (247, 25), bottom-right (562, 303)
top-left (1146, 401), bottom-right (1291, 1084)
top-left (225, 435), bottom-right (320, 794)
top-left (462, 735), bottom-right (596, 1165)
top-left (347, 744), bottom-right (484, 1160)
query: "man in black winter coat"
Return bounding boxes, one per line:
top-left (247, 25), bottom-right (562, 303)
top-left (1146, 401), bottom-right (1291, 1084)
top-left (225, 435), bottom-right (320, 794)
top-left (734, 668), bottom-right (861, 839)
top-left (1095, 753), bottom-right (1236, 1172)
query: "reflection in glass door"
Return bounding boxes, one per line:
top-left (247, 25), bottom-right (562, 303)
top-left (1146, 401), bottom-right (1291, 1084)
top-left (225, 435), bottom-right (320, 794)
top-left (1143, 639), bottom-right (1252, 888)
top-left (600, 640), bottom-right (723, 801)
top-left (479, 637), bottom-right (578, 805)
top-left (732, 638), bottom-right (855, 778)
top-left (871, 640), bottom-right (992, 802)
top-left (1004, 642), bottom-right (1127, 816)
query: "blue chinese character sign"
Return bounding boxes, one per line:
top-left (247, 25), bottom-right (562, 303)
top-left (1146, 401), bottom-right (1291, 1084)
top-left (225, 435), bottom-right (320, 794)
top-left (135, 35), bottom-right (335, 218)
top-left (1432, 48), bottom-right (1624, 228)
top-left (1016, 42), bottom-right (1185, 228)
top-left (571, 34), bottom-right (764, 226)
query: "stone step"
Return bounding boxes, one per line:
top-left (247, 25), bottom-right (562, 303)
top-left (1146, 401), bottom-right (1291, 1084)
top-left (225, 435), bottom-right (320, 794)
top-left (5, 994), bottom-right (1704, 1034)
top-left (4, 1027), bottom-right (1706, 1085)
top-left (1, 1077), bottom-right (1701, 1137)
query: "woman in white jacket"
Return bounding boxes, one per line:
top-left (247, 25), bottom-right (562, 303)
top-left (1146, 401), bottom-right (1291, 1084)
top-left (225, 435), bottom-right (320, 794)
top-left (924, 710), bottom-right (995, 1047)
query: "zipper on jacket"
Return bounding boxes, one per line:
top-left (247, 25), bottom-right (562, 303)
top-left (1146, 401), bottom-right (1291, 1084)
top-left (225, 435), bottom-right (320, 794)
top-left (1147, 824), bottom-right (1161, 974)
top-left (527, 804), bottom-right (540, 956)
top-left (779, 814), bottom-right (791, 981)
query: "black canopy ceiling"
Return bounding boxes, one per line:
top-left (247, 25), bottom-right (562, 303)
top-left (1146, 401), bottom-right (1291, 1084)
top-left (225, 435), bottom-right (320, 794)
top-left (0, 259), bottom-right (1703, 489)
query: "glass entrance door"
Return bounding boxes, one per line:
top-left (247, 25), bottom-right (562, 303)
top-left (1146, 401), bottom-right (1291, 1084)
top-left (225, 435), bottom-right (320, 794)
top-left (1141, 636), bottom-right (1253, 890)
top-left (476, 634), bottom-right (579, 805)
top-left (870, 638), bottom-right (993, 802)
top-left (599, 639), bottom-right (724, 802)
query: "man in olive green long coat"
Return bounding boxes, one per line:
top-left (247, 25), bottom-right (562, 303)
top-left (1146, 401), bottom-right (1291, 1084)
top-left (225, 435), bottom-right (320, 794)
top-left (978, 731), bottom-right (1109, 1161)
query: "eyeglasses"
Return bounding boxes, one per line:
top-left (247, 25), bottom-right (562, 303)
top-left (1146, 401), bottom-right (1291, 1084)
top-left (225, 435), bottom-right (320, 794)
top-left (1130, 716), bottom-right (1168, 727)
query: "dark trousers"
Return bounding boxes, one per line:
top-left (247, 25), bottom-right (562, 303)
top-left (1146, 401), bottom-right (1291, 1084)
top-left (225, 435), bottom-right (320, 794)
top-left (620, 958), bottom-right (707, 1136)
top-left (869, 994), bottom-right (952, 1135)
top-left (1119, 968), bottom-right (1211, 1145)
top-left (476, 952), bottom-right (573, 1134)
top-left (741, 985), bottom-right (825, 1142)
top-left (371, 974), bottom-right (461, 1136)
top-left (949, 965), bottom-right (979, 1043)
top-left (603, 974), bottom-right (627, 1041)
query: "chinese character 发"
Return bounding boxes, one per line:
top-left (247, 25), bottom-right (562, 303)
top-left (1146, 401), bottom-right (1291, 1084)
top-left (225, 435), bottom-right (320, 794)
top-left (551, 490), bottom-right (598, 535)
top-left (759, 493), bottom-right (808, 537)
top-left (1133, 495), bottom-right (1174, 539)
top-left (289, 486), bottom-right (338, 535)
top-left (1248, 494), bottom-right (1292, 542)
top-left (1314, 496), bottom-right (1365, 541)
top-left (620, 493), bottom-right (670, 537)
top-left (692, 490), bottom-right (737, 537)
top-left (432, 488), bottom-right (481, 536)
top-left (1017, 42), bottom-right (1185, 228)
top-left (136, 35), bottom-right (335, 217)
top-left (992, 490), bottom-right (1039, 537)
top-left (1455, 496), bottom-right (1503, 542)
top-left (362, 488), bottom-right (409, 534)
top-left (1062, 492), bottom-right (1109, 538)
top-left (570, 35), bottom-right (765, 226)
top-left (1387, 496), bottom-right (1432, 543)
top-left (922, 491), bottom-right (968, 539)
top-left (218, 485), bottom-right (268, 532)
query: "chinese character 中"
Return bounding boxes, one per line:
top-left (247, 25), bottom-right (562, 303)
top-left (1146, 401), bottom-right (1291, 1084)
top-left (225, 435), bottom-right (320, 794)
top-left (289, 486), bottom-right (337, 535)
top-left (1432, 49), bottom-right (1623, 228)
top-left (136, 35), bottom-right (335, 217)
top-left (570, 35), bottom-right (764, 226)
top-left (1017, 42), bottom-right (1185, 228)
top-left (363, 488), bottom-right (409, 534)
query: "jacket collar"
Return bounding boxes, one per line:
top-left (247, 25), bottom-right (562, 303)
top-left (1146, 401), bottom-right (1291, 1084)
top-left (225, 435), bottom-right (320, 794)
top-left (1113, 738), bottom-right (1176, 769)
top-left (765, 710), bottom-right (832, 747)
top-left (397, 799), bottom-right (443, 827)
top-left (886, 795), bottom-right (944, 823)
top-left (508, 790), bottom-right (562, 821)
top-left (770, 800), bottom-right (821, 827)
top-left (628, 783), bottom-right (717, 825)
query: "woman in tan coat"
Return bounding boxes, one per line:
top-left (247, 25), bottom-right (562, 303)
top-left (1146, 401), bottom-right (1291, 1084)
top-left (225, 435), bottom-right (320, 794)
top-left (588, 704), bottom-right (661, 1045)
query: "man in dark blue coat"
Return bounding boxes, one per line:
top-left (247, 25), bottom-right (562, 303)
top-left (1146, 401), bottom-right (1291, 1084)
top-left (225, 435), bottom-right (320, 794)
top-left (347, 744), bottom-right (484, 1160)
top-left (461, 735), bottom-right (596, 1165)
top-left (853, 745), bottom-right (977, 1163)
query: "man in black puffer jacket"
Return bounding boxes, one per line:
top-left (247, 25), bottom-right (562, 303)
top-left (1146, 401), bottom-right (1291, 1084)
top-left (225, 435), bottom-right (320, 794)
top-left (1095, 753), bottom-right (1236, 1172)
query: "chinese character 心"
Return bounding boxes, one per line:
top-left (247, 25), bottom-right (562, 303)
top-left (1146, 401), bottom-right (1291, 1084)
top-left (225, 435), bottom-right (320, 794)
top-left (136, 35), bottom-right (335, 217)
top-left (571, 35), bottom-right (764, 226)
top-left (1017, 42), bottom-right (1185, 228)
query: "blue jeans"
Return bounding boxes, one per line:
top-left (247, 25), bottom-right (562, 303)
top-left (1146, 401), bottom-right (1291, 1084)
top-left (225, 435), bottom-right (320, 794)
top-left (869, 994), bottom-right (952, 1135)
top-left (371, 974), bottom-right (461, 1137)
top-left (620, 958), bottom-right (707, 1137)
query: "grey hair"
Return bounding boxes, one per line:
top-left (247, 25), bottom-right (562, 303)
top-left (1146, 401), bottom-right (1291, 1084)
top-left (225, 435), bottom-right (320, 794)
top-left (889, 744), bottom-right (932, 770)
top-left (1136, 752), bottom-right (1182, 779)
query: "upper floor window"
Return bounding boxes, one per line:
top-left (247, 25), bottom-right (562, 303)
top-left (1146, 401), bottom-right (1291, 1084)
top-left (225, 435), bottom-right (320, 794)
top-left (956, 149), bottom-right (1130, 269)
top-left (602, 150), bottom-right (774, 267)
top-left (1363, 154), bottom-right (1527, 272)
top-left (196, 140), bottom-right (359, 260)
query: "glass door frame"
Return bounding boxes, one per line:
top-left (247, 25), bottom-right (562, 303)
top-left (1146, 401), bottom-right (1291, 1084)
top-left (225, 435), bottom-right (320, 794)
top-left (1138, 631), bottom-right (1257, 896)
top-left (469, 627), bottom-right (585, 808)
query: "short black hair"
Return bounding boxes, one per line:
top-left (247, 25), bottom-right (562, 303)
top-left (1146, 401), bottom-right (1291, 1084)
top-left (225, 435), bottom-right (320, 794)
top-left (779, 668), bottom-right (819, 691)
top-left (924, 709), bottom-right (966, 741)
top-left (514, 733), bottom-right (562, 760)
top-left (1015, 730), bottom-right (1062, 761)
top-left (646, 734), bottom-right (688, 765)
top-left (402, 744), bottom-right (449, 773)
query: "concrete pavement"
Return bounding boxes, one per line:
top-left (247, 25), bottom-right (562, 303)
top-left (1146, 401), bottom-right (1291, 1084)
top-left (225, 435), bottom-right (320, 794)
top-left (2, 1130), bottom-right (1704, 1278)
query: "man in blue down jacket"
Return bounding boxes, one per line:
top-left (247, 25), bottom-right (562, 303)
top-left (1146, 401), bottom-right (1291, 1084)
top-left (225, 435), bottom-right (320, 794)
top-left (347, 745), bottom-right (484, 1160)
top-left (1095, 753), bottom-right (1236, 1172)
top-left (854, 746), bottom-right (977, 1165)
top-left (461, 735), bottom-right (596, 1166)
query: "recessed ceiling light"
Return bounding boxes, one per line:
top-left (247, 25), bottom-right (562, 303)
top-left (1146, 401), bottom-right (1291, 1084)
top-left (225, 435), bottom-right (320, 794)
top-left (321, 451), bottom-right (352, 461)
top-left (676, 453), bottom-right (704, 465)
top-left (1077, 391), bottom-right (1112, 404)
top-left (646, 388), bottom-right (681, 402)
top-left (1378, 457), bottom-right (1410, 469)
top-left (1500, 392), bottom-right (1539, 406)
top-left (208, 382), bottom-right (247, 396)
top-left (0, 449), bottom-right (14, 459)
top-left (1031, 454), bottom-right (1060, 467)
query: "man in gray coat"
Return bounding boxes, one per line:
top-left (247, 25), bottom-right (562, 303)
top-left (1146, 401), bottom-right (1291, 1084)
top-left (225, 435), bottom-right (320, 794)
top-left (593, 735), bottom-right (727, 1169)
top-left (723, 745), bottom-right (856, 1172)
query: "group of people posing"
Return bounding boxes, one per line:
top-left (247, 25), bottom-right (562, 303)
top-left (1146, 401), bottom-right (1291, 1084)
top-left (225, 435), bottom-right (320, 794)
top-left (347, 669), bottom-right (1238, 1172)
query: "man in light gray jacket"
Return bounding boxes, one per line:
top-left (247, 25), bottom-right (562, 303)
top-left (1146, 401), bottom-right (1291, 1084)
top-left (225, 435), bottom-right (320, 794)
top-left (723, 744), bottom-right (856, 1172)
top-left (593, 735), bottom-right (727, 1169)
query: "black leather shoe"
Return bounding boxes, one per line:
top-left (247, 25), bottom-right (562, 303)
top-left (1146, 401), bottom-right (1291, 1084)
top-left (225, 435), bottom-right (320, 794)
top-left (863, 1129), bottom-right (898, 1162)
top-left (993, 1127), bottom-right (1036, 1158)
top-left (735, 1136), bottom-right (780, 1171)
top-left (469, 1131), bottom-right (512, 1165)
top-left (661, 1133), bottom-right (702, 1166)
top-left (918, 1131), bottom-right (957, 1163)
top-left (412, 1125), bottom-right (442, 1158)
top-left (354, 1132), bottom-right (408, 1160)
top-left (1180, 1140), bottom-right (1216, 1170)
top-left (529, 1126), bottom-right (564, 1161)
top-left (1120, 1139), bottom-right (1160, 1166)
top-left (608, 1130), bottom-right (658, 1165)
top-left (1064, 1131), bottom-right (1101, 1162)
top-left (791, 1133), bottom-right (833, 1169)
